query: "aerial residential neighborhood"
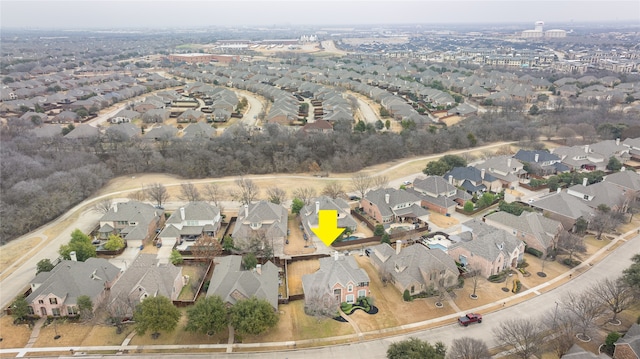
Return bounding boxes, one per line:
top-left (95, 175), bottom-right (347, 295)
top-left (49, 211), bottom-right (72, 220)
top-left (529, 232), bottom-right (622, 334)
top-left (1, 1), bottom-right (640, 358)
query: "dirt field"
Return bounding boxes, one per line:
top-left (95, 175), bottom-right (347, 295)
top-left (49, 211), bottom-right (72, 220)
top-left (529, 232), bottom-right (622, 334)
top-left (285, 215), bottom-right (316, 256)
top-left (429, 212), bottom-right (459, 229)
top-left (440, 115), bottom-right (464, 127)
top-left (286, 260), bottom-right (321, 296)
top-left (0, 316), bottom-right (31, 349)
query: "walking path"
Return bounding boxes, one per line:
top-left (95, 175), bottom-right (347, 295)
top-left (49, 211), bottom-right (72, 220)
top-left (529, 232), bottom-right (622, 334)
top-left (23, 317), bottom-right (45, 348)
top-left (338, 309), bottom-right (363, 340)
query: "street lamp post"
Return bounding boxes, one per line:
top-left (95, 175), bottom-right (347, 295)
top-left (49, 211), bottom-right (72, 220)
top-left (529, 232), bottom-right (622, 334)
top-left (553, 301), bottom-right (560, 329)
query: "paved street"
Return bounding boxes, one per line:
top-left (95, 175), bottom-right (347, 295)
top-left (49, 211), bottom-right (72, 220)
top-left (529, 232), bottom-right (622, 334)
top-left (2, 232), bottom-right (638, 358)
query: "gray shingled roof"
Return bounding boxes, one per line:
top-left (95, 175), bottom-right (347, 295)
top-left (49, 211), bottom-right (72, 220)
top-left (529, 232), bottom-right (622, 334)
top-left (107, 254), bottom-right (182, 315)
top-left (300, 196), bottom-right (357, 237)
top-left (514, 149), bottom-right (560, 164)
top-left (444, 166), bottom-right (498, 184)
top-left (485, 211), bottom-right (562, 249)
top-left (100, 201), bottom-right (163, 241)
top-left (605, 170), bottom-right (640, 192)
top-left (368, 243), bottom-right (458, 290)
top-left (232, 201), bottom-right (288, 244)
top-left (567, 181), bottom-right (627, 209)
top-left (453, 219), bottom-right (524, 262)
top-left (166, 201), bottom-right (220, 224)
top-left (206, 255), bottom-right (279, 310)
top-left (363, 188), bottom-right (424, 219)
top-left (27, 258), bottom-right (120, 306)
top-left (615, 323), bottom-right (640, 357)
top-left (531, 191), bottom-right (594, 220)
top-left (302, 255), bottom-right (370, 299)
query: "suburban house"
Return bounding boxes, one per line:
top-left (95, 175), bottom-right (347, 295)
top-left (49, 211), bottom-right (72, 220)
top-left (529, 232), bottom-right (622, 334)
top-left (360, 188), bottom-right (430, 225)
top-left (514, 149), bottom-right (568, 175)
top-left (107, 254), bottom-right (185, 317)
top-left (623, 137), bottom-right (640, 162)
top-left (368, 242), bottom-right (459, 296)
top-left (530, 190), bottom-right (595, 231)
top-left (97, 201), bottom-right (165, 248)
top-left (231, 201), bottom-right (288, 251)
top-left (301, 119), bottom-right (333, 133)
top-left (159, 201), bottom-right (222, 243)
top-left (566, 179), bottom-right (628, 211)
top-left (447, 219), bottom-right (525, 278)
top-left (206, 255), bottom-right (279, 310)
top-left (443, 167), bottom-right (502, 194)
top-left (302, 253), bottom-right (370, 308)
top-left (614, 323), bottom-right (640, 359)
top-left (562, 344), bottom-right (610, 359)
top-left (26, 258), bottom-right (121, 317)
top-left (552, 144), bottom-right (607, 171)
top-left (605, 169), bottom-right (640, 198)
top-left (410, 176), bottom-right (471, 215)
top-left (472, 155), bottom-right (526, 189)
top-left (484, 211), bottom-right (563, 257)
top-left (300, 197), bottom-right (357, 242)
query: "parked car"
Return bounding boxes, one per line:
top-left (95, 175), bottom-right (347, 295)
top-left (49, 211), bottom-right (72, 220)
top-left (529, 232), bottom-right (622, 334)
top-left (458, 313), bottom-right (482, 326)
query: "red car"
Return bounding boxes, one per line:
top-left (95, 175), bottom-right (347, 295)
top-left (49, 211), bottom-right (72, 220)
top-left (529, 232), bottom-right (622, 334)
top-left (458, 313), bottom-right (482, 326)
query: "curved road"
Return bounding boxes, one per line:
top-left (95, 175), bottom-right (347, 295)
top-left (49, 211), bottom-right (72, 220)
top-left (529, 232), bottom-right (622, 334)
top-left (2, 233), bottom-right (638, 357)
top-left (0, 141), bottom-right (515, 311)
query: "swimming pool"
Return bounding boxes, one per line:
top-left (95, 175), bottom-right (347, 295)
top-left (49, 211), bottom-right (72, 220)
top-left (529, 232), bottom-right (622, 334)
top-left (428, 243), bottom-right (448, 252)
top-left (343, 236), bottom-right (361, 241)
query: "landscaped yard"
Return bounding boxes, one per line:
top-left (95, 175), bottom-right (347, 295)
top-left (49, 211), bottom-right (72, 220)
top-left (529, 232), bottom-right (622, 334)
top-left (177, 263), bottom-right (210, 301)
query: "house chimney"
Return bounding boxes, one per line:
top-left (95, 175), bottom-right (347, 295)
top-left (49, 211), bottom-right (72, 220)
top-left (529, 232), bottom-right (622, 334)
top-left (448, 175), bottom-right (453, 185)
top-left (256, 264), bottom-right (262, 275)
top-left (616, 138), bottom-right (620, 146)
top-left (315, 201), bottom-right (320, 214)
top-left (244, 204), bottom-right (248, 218)
top-left (507, 158), bottom-right (512, 168)
top-left (180, 207), bottom-right (185, 221)
top-left (480, 168), bottom-right (486, 180)
top-left (557, 187), bottom-right (561, 194)
top-left (534, 153), bottom-right (539, 163)
top-left (396, 240), bottom-right (402, 255)
top-left (582, 177), bottom-right (588, 187)
top-left (70, 251), bottom-right (77, 262)
top-left (113, 203), bottom-right (118, 213)
top-left (385, 193), bottom-right (390, 204)
top-left (584, 145), bottom-right (589, 153)
top-left (334, 251), bottom-right (339, 261)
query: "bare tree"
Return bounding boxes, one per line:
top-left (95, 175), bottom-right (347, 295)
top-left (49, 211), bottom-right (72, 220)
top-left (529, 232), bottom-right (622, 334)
top-left (203, 183), bottom-right (225, 211)
top-left (561, 290), bottom-right (607, 341)
top-left (321, 182), bottom-right (346, 199)
top-left (179, 182), bottom-right (202, 202)
top-left (292, 186), bottom-right (316, 205)
top-left (231, 177), bottom-right (259, 205)
top-left (128, 189), bottom-right (146, 202)
top-left (266, 187), bottom-right (287, 205)
top-left (145, 183), bottom-right (169, 208)
top-left (557, 231), bottom-right (586, 264)
top-left (543, 306), bottom-right (577, 358)
top-left (351, 173), bottom-right (374, 199)
top-left (191, 234), bottom-right (223, 261)
top-left (589, 204), bottom-right (623, 240)
top-left (371, 175), bottom-right (389, 190)
top-left (447, 337), bottom-right (491, 359)
top-left (591, 277), bottom-right (635, 324)
top-left (468, 267), bottom-right (481, 299)
top-left (93, 198), bottom-right (113, 214)
top-left (379, 266), bottom-right (392, 287)
top-left (492, 318), bottom-right (545, 359)
top-left (303, 286), bottom-right (339, 319)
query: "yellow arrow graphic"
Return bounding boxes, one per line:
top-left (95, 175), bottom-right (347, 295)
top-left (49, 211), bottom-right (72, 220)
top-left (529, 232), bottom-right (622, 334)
top-left (311, 210), bottom-right (345, 247)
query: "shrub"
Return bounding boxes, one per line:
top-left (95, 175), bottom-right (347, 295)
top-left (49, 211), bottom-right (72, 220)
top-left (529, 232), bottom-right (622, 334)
top-left (340, 302), bottom-right (352, 313)
top-left (403, 289), bottom-right (412, 302)
top-left (525, 247), bottom-right (543, 258)
top-left (457, 277), bottom-right (465, 288)
top-left (518, 259), bottom-right (529, 268)
top-left (463, 201), bottom-right (474, 212)
top-left (512, 279), bottom-right (522, 293)
top-left (604, 332), bottom-right (621, 355)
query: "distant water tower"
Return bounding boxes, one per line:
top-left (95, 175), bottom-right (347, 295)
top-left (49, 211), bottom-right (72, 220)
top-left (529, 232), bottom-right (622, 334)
top-left (534, 21), bottom-right (544, 32)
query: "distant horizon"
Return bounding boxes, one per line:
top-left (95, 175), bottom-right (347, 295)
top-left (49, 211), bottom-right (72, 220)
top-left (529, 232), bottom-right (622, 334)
top-left (1, 1), bottom-right (639, 30)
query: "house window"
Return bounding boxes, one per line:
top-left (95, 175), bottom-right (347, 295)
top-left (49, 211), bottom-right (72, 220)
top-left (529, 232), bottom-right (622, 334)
top-left (410, 285), bottom-right (415, 294)
top-left (38, 300), bottom-right (44, 304)
top-left (67, 306), bottom-right (78, 316)
top-left (52, 308), bottom-right (61, 317)
top-left (346, 294), bottom-right (355, 304)
top-left (358, 290), bottom-right (366, 298)
top-left (49, 298), bottom-right (58, 305)
top-left (583, 195), bottom-right (589, 200)
top-left (347, 284), bottom-right (353, 292)
top-left (250, 222), bottom-right (261, 229)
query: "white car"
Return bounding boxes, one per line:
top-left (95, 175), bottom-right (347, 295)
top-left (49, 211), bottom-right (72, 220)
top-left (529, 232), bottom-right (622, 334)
top-left (403, 181), bottom-right (412, 185)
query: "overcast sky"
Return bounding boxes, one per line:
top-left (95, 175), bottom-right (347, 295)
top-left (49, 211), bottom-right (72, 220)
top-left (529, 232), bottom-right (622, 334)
top-left (1, 0), bottom-right (639, 29)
